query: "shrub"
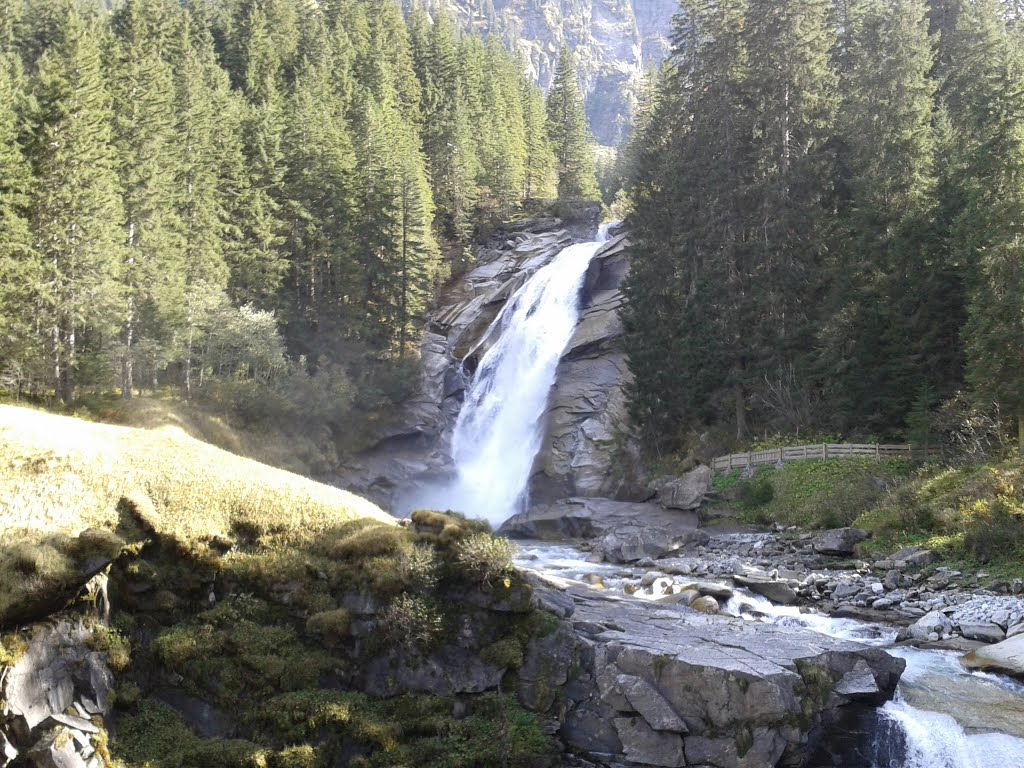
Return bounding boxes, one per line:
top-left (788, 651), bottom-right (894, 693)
top-left (452, 533), bottom-right (517, 586)
top-left (305, 609), bottom-right (352, 644)
top-left (397, 544), bottom-right (440, 590)
top-left (737, 474), bottom-right (774, 508)
top-left (87, 625), bottom-right (131, 672)
top-left (378, 594), bottom-right (445, 652)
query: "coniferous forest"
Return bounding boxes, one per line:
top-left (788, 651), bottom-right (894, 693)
top-left (0, 0), bottom-right (600, 454)
top-left (622, 0), bottom-right (1024, 453)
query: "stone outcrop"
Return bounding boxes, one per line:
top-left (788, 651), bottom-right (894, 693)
top-left (500, 497), bottom-right (707, 563)
top-left (523, 573), bottom-right (905, 768)
top-left (532, 230), bottom-right (639, 504)
top-left (811, 528), bottom-right (871, 556)
top-left (1, 620), bottom-right (114, 768)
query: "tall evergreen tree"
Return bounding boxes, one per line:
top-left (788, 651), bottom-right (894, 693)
top-left (27, 2), bottom-right (124, 403)
top-left (942, 0), bottom-right (1024, 451)
top-left (0, 46), bottom-right (37, 387)
top-left (824, 0), bottom-right (949, 431)
top-left (545, 47), bottom-right (599, 200)
top-left (111, 0), bottom-right (187, 398)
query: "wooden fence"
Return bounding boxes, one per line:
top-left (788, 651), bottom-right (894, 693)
top-left (711, 443), bottom-right (937, 473)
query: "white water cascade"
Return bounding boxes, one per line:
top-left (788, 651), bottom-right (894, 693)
top-left (415, 224), bottom-right (613, 526)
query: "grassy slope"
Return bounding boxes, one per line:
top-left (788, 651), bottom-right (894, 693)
top-left (0, 403), bottom-right (392, 545)
top-left (0, 404), bottom-right (394, 625)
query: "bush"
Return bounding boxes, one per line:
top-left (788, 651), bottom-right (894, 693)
top-left (751, 459), bottom-right (911, 529)
top-left (305, 609), bottom-right (352, 645)
top-left (378, 594), bottom-right (445, 652)
top-left (737, 474), bottom-right (774, 508)
top-left (452, 534), bottom-right (517, 586)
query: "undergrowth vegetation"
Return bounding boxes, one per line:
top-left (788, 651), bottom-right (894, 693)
top-left (717, 458), bottom-right (912, 529)
top-left (714, 449), bottom-right (1024, 575)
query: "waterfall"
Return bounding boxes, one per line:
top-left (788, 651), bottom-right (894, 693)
top-left (410, 224), bottom-right (612, 526)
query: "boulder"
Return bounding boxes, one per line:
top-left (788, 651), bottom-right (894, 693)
top-left (960, 622), bottom-right (1006, 644)
top-left (812, 528), bottom-right (871, 556)
top-left (650, 465), bottom-right (712, 511)
top-left (612, 717), bottom-right (686, 768)
top-left (734, 575), bottom-right (799, 605)
top-left (908, 610), bottom-right (953, 641)
top-left (961, 634), bottom-right (1024, 677)
top-left (26, 728), bottom-right (87, 768)
top-left (689, 596), bottom-right (719, 614)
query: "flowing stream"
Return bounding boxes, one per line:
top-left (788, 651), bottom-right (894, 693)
top-left (516, 545), bottom-right (1024, 768)
top-left (413, 224), bottom-right (613, 526)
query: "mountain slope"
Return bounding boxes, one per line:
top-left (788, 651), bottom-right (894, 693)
top-left (403, 0), bottom-right (678, 145)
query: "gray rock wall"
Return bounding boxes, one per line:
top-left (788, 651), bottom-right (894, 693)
top-left (532, 231), bottom-right (639, 504)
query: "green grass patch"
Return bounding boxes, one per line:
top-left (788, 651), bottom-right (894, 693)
top-left (732, 458), bottom-right (913, 528)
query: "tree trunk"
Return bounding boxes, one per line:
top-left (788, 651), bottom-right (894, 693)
top-left (1018, 410), bottom-right (1024, 457)
top-left (735, 383), bottom-right (747, 441)
top-left (121, 308), bottom-right (134, 400)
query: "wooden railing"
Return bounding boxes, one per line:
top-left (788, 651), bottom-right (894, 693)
top-left (711, 443), bottom-right (937, 473)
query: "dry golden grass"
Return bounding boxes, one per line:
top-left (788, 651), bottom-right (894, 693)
top-left (0, 404), bottom-right (394, 549)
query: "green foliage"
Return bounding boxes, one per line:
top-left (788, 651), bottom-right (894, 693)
top-left (622, 0), bottom-right (1024, 452)
top-left (151, 595), bottom-right (334, 709)
top-left (739, 459), bottom-right (912, 528)
top-left (86, 625), bottom-right (131, 672)
top-left (451, 532), bottom-right (518, 586)
top-left (0, 0), bottom-right (552, 455)
top-left (737, 474), bottom-right (775, 509)
top-left (855, 458), bottom-right (1024, 568)
top-left (545, 47), bottom-right (599, 200)
top-left (377, 593), bottom-right (446, 652)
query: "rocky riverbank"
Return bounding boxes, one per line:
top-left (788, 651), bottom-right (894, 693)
top-left (504, 474), bottom-right (1024, 685)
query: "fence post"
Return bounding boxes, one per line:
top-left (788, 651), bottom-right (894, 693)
top-left (875, 444), bottom-right (880, 461)
top-left (823, 443), bottom-right (828, 459)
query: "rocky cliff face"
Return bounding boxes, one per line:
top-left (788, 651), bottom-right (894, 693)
top-left (401, 0), bottom-right (678, 145)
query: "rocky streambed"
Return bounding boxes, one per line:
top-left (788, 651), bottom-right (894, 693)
top-left (505, 492), bottom-right (1024, 766)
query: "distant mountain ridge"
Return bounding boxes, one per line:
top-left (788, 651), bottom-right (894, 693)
top-left (400, 0), bottom-right (679, 146)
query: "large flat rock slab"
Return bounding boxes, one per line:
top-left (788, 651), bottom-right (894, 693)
top-left (523, 574), bottom-right (905, 768)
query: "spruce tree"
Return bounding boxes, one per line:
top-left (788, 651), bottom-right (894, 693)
top-left (521, 76), bottom-right (556, 199)
top-left (281, 51), bottom-right (362, 360)
top-left (545, 47), bottom-right (599, 200)
top-left (111, 0), bottom-right (187, 398)
top-left (943, 0), bottom-right (1024, 451)
top-left (825, 0), bottom-right (947, 431)
top-left (28, 2), bottom-right (124, 402)
top-left (0, 49), bottom-right (37, 388)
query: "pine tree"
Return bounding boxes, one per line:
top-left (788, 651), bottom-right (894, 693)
top-left (0, 48), bottom-right (37, 390)
top-left (111, 0), bottom-right (187, 398)
top-left (545, 47), bottom-right (599, 200)
top-left (736, 0), bottom-right (838, 433)
top-left (824, 0), bottom-right (948, 431)
top-left (521, 75), bottom-right (555, 199)
top-left (419, 9), bottom-right (478, 243)
top-left (943, 0), bottom-right (1024, 451)
top-left (281, 51), bottom-right (362, 360)
top-left (27, 2), bottom-right (124, 403)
